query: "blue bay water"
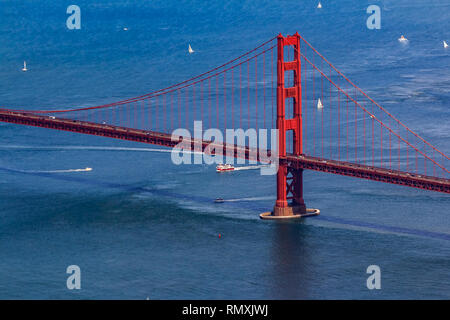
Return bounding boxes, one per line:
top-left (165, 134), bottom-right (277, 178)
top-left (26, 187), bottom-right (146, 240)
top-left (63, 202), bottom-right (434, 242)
top-left (0, 0), bottom-right (449, 299)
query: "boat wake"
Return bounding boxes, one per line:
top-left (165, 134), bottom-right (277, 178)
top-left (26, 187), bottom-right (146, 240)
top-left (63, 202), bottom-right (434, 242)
top-left (219, 196), bottom-right (274, 202)
top-left (18, 167), bottom-right (93, 173)
top-left (232, 165), bottom-right (271, 171)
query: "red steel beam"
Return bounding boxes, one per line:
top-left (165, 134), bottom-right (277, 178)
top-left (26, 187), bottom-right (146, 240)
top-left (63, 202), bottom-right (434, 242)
top-left (284, 155), bottom-right (450, 194)
top-left (1, 110), bottom-right (449, 194)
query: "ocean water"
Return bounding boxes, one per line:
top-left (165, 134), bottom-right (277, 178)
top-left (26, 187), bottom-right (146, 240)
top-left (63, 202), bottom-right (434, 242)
top-left (0, 0), bottom-right (449, 299)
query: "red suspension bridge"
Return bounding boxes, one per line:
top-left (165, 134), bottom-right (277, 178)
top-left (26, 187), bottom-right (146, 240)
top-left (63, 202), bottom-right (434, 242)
top-left (1, 33), bottom-right (449, 219)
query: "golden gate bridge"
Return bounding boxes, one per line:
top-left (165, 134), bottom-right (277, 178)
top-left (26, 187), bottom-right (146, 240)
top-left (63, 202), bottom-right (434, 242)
top-left (1, 33), bottom-right (449, 219)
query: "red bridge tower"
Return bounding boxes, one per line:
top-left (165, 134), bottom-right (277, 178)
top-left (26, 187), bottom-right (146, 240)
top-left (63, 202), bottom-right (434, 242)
top-left (261, 33), bottom-right (320, 219)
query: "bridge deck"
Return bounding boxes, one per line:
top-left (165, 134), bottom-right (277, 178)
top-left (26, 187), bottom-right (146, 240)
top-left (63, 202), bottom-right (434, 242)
top-left (1, 110), bottom-right (449, 194)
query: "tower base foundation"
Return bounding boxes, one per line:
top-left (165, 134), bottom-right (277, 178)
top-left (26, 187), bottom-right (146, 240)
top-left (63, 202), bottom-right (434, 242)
top-left (260, 205), bottom-right (320, 220)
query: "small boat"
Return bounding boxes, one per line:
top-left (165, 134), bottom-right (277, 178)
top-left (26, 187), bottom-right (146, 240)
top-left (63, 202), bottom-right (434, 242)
top-left (188, 44), bottom-right (195, 54)
top-left (317, 2), bottom-right (322, 9)
top-left (214, 198), bottom-right (225, 203)
top-left (444, 41), bottom-right (449, 48)
top-left (216, 164), bottom-right (235, 172)
top-left (22, 61), bottom-right (27, 72)
top-left (317, 98), bottom-right (323, 109)
top-left (398, 35), bottom-right (408, 42)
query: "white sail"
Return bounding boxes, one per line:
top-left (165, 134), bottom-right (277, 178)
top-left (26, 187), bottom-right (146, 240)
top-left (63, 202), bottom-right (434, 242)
top-left (317, 98), bottom-right (323, 109)
top-left (188, 44), bottom-right (194, 54)
top-left (22, 61), bottom-right (27, 72)
top-left (398, 35), bottom-right (408, 42)
top-left (444, 41), bottom-right (449, 48)
top-left (317, 2), bottom-right (322, 9)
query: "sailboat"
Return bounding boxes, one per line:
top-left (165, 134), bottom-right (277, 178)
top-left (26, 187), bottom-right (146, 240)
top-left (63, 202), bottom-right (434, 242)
top-left (22, 61), bottom-right (28, 72)
top-left (317, 98), bottom-right (323, 109)
top-left (444, 41), bottom-right (449, 49)
top-left (398, 35), bottom-right (408, 42)
top-left (317, 2), bottom-right (322, 9)
top-left (188, 44), bottom-right (194, 54)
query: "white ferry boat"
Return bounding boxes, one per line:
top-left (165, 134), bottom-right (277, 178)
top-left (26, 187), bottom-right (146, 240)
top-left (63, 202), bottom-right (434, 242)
top-left (216, 164), bottom-right (235, 172)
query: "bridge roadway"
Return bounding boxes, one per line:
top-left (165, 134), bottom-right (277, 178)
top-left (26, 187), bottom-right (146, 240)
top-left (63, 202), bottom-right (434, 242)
top-left (1, 109), bottom-right (449, 193)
